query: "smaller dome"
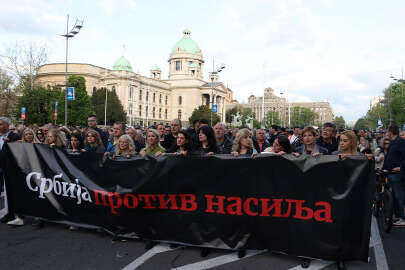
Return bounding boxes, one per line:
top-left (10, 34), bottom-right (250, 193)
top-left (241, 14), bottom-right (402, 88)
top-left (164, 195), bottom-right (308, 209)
top-left (171, 29), bottom-right (201, 55)
top-left (189, 62), bottom-right (200, 69)
top-left (113, 56), bottom-right (133, 72)
top-left (150, 64), bottom-right (161, 71)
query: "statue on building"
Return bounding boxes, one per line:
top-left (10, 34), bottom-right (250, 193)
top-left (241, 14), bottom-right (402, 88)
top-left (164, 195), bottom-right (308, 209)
top-left (245, 114), bottom-right (254, 129)
top-left (232, 112), bottom-right (242, 127)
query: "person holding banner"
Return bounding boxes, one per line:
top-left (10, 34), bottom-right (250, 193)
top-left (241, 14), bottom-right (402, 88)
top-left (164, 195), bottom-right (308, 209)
top-left (231, 128), bottom-right (257, 157)
top-left (20, 128), bottom-right (40, 144)
top-left (44, 128), bottom-right (67, 149)
top-left (195, 126), bottom-right (219, 155)
top-left (294, 126), bottom-right (328, 157)
top-left (0, 117), bottom-right (21, 224)
top-left (140, 129), bottom-right (166, 157)
top-left (83, 129), bottom-right (106, 153)
top-left (67, 133), bottom-right (84, 154)
top-left (166, 130), bottom-right (194, 156)
top-left (332, 130), bottom-right (359, 157)
top-left (113, 134), bottom-right (136, 159)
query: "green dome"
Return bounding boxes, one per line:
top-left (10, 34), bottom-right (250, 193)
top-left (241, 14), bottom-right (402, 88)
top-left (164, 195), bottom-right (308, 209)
top-left (150, 64), bottom-right (161, 71)
top-left (171, 29), bottom-right (201, 55)
top-left (113, 56), bottom-right (133, 72)
top-left (189, 62), bottom-right (200, 68)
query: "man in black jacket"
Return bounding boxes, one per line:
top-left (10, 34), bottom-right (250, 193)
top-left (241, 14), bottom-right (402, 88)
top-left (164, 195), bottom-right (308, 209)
top-left (87, 115), bottom-right (108, 147)
top-left (316, 122), bottom-right (338, 154)
top-left (0, 117), bottom-right (20, 223)
top-left (253, 129), bottom-right (271, 153)
top-left (383, 125), bottom-right (405, 226)
top-left (214, 123), bottom-right (233, 154)
top-left (162, 119), bottom-right (182, 150)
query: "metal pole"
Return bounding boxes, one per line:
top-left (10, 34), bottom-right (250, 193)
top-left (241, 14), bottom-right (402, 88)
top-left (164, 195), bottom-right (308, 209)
top-left (104, 87), bottom-right (107, 128)
top-left (64, 15), bottom-right (69, 127)
top-left (210, 60), bottom-right (214, 127)
top-left (288, 102), bottom-right (291, 127)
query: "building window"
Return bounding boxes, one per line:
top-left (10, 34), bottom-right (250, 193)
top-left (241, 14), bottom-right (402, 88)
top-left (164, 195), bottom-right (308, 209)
top-left (139, 90), bottom-right (142, 100)
top-left (139, 105), bottom-right (142, 116)
top-left (92, 87), bottom-right (96, 95)
top-left (191, 70), bottom-right (195, 76)
top-left (153, 93), bottom-right (156, 103)
top-left (165, 95), bottom-right (168, 105)
top-left (128, 104), bottom-right (133, 115)
top-left (175, 61), bottom-right (182, 71)
top-left (165, 109), bottom-right (168, 120)
top-left (146, 91), bottom-right (149, 102)
top-left (159, 94), bottom-right (162, 104)
top-left (178, 96), bottom-right (182, 105)
top-left (112, 86), bottom-right (116, 92)
top-left (129, 87), bottom-right (133, 100)
top-left (146, 106), bottom-right (148, 117)
top-left (178, 110), bottom-right (182, 120)
top-left (159, 108), bottom-right (162, 119)
top-left (153, 107), bottom-right (155, 118)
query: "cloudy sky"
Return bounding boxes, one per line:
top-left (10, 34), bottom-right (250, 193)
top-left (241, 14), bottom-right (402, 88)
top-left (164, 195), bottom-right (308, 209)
top-left (1, 0), bottom-right (405, 123)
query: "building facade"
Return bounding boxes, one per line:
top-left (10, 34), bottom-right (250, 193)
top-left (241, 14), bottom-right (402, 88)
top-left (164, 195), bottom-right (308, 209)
top-left (34, 29), bottom-right (232, 126)
top-left (230, 87), bottom-right (334, 126)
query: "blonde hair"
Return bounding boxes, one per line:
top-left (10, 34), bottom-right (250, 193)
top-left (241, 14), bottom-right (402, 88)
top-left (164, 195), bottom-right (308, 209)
top-left (114, 134), bottom-right (136, 156)
top-left (85, 129), bottom-right (103, 146)
top-left (232, 128), bottom-right (253, 153)
top-left (45, 128), bottom-right (66, 147)
top-left (146, 129), bottom-right (163, 149)
top-left (22, 128), bottom-right (40, 143)
top-left (340, 130), bottom-right (357, 154)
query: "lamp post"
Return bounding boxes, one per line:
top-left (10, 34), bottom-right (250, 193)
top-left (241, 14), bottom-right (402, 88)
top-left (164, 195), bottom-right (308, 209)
top-left (61, 15), bottom-right (83, 127)
top-left (104, 87), bottom-right (108, 128)
top-left (210, 60), bottom-right (225, 126)
top-left (280, 92), bottom-right (284, 127)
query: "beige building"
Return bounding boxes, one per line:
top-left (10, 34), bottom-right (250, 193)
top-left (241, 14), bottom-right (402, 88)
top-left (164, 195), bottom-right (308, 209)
top-left (229, 87), bottom-right (334, 126)
top-left (35, 29), bottom-right (232, 126)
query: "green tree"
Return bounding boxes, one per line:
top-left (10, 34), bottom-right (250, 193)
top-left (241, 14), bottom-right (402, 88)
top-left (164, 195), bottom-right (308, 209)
top-left (333, 116), bottom-right (346, 129)
top-left (264, 110), bottom-right (281, 128)
top-left (354, 117), bottom-right (368, 130)
top-left (189, 105), bottom-right (221, 126)
top-left (91, 87), bottom-right (126, 125)
top-left (290, 107), bottom-right (318, 127)
top-left (14, 86), bottom-right (60, 125)
top-left (57, 75), bottom-right (93, 126)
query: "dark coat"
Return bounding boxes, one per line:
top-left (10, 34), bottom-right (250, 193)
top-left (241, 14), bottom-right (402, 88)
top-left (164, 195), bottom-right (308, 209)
top-left (295, 144), bottom-right (328, 155)
top-left (253, 138), bottom-right (271, 153)
top-left (217, 136), bottom-right (233, 154)
top-left (316, 136), bottom-right (339, 154)
top-left (383, 136), bottom-right (405, 170)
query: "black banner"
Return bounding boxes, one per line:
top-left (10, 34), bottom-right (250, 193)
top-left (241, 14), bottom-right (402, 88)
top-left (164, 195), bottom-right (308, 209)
top-left (3, 143), bottom-right (374, 261)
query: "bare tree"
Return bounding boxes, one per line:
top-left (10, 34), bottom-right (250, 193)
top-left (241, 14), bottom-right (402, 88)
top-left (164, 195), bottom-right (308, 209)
top-left (0, 42), bottom-right (48, 91)
top-left (0, 68), bottom-right (17, 117)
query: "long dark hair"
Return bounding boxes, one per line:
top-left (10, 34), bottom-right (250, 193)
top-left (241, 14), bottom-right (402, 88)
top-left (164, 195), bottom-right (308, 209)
top-left (70, 133), bottom-right (84, 150)
top-left (168, 130), bottom-right (194, 153)
top-left (277, 135), bottom-right (292, 154)
top-left (198, 126), bottom-right (218, 153)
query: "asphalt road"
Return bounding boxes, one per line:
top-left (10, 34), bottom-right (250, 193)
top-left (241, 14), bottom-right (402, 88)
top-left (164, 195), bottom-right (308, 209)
top-left (1, 194), bottom-right (404, 270)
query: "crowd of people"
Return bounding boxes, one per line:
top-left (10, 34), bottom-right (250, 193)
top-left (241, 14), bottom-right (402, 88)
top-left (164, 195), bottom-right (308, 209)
top-left (1, 114), bottom-right (405, 229)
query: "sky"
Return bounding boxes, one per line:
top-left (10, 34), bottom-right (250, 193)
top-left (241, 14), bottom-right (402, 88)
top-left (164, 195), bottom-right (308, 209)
top-left (1, 0), bottom-right (405, 123)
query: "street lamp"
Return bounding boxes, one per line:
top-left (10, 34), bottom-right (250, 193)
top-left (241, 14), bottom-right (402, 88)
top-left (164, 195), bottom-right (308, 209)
top-left (61, 15), bottom-right (83, 127)
top-left (210, 61), bottom-right (225, 126)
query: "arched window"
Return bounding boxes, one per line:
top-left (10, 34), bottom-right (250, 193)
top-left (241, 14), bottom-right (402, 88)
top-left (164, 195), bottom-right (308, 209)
top-left (153, 107), bottom-right (155, 118)
top-left (178, 109), bottom-right (182, 120)
top-left (178, 96), bottom-right (182, 105)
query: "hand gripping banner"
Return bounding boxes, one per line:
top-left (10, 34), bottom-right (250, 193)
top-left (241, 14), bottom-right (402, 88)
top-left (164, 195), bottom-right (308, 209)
top-left (2, 143), bottom-right (374, 261)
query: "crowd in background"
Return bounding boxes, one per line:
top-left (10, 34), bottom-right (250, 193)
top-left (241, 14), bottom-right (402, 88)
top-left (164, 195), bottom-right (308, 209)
top-left (1, 114), bottom-right (405, 228)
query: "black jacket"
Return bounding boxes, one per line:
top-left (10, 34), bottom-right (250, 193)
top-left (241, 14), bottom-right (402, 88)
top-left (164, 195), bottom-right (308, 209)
top-left (295, 144), bottom-right (328, 155)
top-left (162, 133), bottom-right (175, 150)
top-left (217, 136), bottom-right (233, 154)
top-left (383, 136), bottom-right (405, 170)
top-left (253, 139), bottom-right (271, 153)
top-left (316, 136), bottom-right (338, 154)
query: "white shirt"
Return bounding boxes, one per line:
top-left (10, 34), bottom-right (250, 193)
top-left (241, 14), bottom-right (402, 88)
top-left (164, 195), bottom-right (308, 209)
top-left (0, 131), bottom-right (11, 151)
